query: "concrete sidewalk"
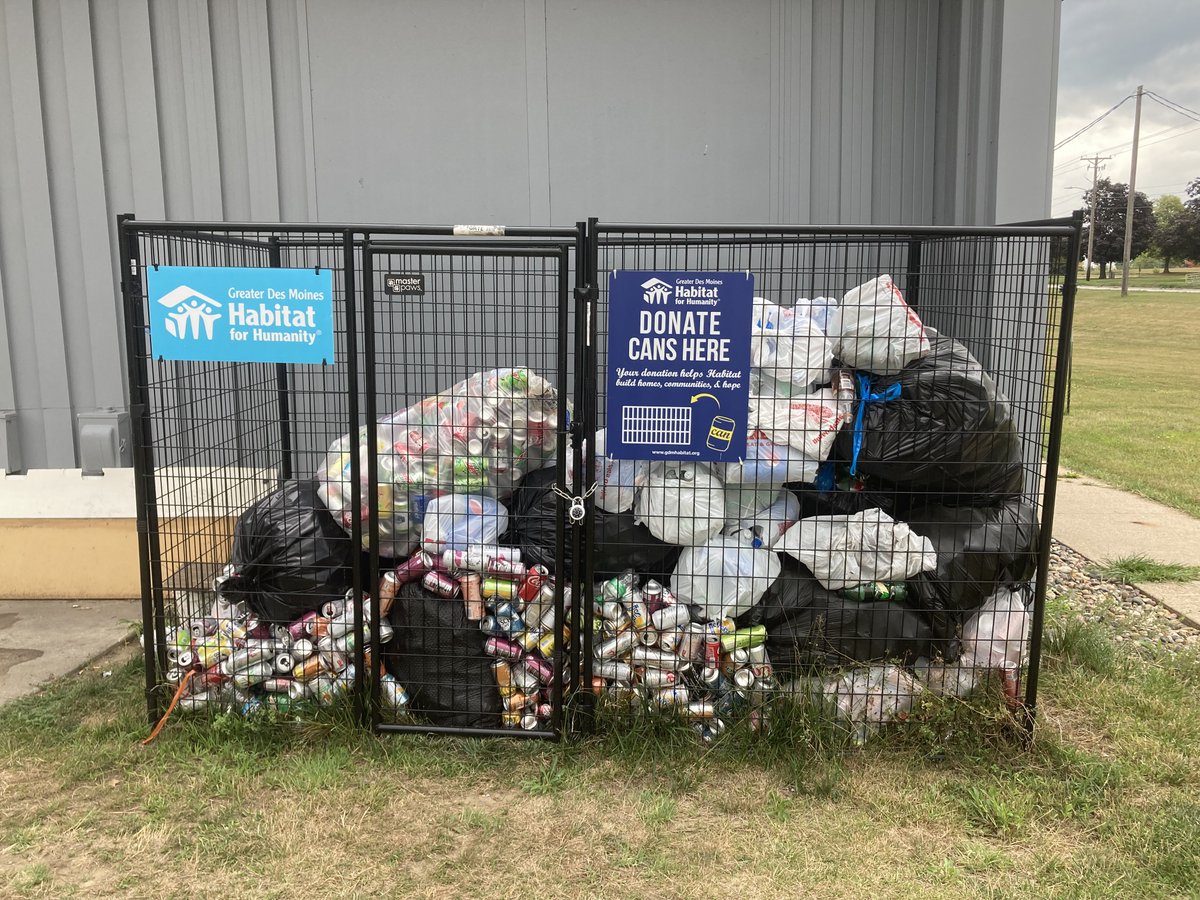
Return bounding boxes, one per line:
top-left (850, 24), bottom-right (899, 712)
top-left (1051, 473), bottom-right (1200, 628)
top-left (0, 599), bottom-right (139, 704)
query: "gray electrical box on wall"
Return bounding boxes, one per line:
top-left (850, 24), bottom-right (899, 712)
top-left (77, 410), bottom-right (131, 475)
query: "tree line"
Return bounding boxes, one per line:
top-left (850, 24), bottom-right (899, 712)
top-left (1080, 177), bottom-right (1200, 279)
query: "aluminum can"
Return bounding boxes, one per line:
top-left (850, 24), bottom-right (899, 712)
top-left (316, 634), bottom-right (335, 655)
top-left (600, 572), bottom-right (633, 602)
top-left (521, 655), bottom-right (554, 684)
top-left (641, 579), bottom-right (666, 612)
top-left (192, 634), bottom-right (232, 668)
top-left (422, 570), bottom-right (460, 598)
top-left (501, 711), bottom-right (523, 728)
top-left (510, 662), bottom-right (541, 693)
top-left (685, 700), bottom-right (717, 721)
top-left (274, 653), bottom-right (295, 675)
top-left (651, 604), bottom-right (690, 631)
top-left (625, 593), bottom-right (649, 631)
top-left (595, 630), bottom-right (637, 660)
top-left (198, 663), bottom-right (226, 690)
top-left (165, 667), bottom-right (183, 686)
top-left (731, 648), bottom-right (751, 667)
top-left (716, 688), bottom-right (749, 718)
top-left (517, 565), bottom-right (549, 603)
top-left (288, 680), bottom-right (312, 701)
top-left (658, 629), bottom-right (682, 655)
top-left (221, 645), bottom-right (273, 676)
top-left (590, 676), bottom-right (606, 695)
top-left (636, 628), bottom-right (658, 647)
top-left (321, 599), bottom-right (345, 620)
top-left (747, 644), bottom-right (768, 666)
top-left (395, 551), bottom-right (433, 584)
top-left (652, 687), bottom-right (689, 708)
top-left (377, 622), bottom-right (395, 644)
top-left (291, 638), bottom-right (315, 660)
top-left (377, 571), bottom-right (399, 617)
top-left (485, 636), bottom-right (523, 660)
top-left (287, 610), bottom-right (318, 641)
top-left (641, 669), bottom-right (677, 689)
top-left (487, 556), bottom-right (526, 578)
top-left (631, 646), bottom-right (688, 671)
top-left (677, 624), bottom-right (707, 663)
top-left (479, 616), bottom-right (501, 635)
top-left (733, 668), bottom-right (757, 690)
top-left (703, 636), bottom-right (722, 670)
top-left (596, 660), bottom-right (633, 681)
top-left (460, 573), bottom-right (486, 621)
top-left (701, 666), bottom-right (726, 696)
top-left (231, 661), bottom-right (273, 690)
top-left (493, 659), bottom-right (514, 691)
top-left (482, 577), bottom-right (519, 601)
top-left (520, 713), bottom-right (539, 730)
top-left (600, 601), bottom-right (631, 628)
top-left (503, 691), bottom-right (533, 711)
top-left (515, 629), bottom-right (542, 653)
top-left (380, 674), bottom-right (410, 711)
top-left (178, 692), bottom-right (218, 713)
top-left (260, 677), bottom-right (293, 694)
top-left (538, 625), bottom-right (567, 658)
top-left (536, 702), bottom-right (552, 719)
top-left (293, 655), bottom-right (323, 681)
top-left (320, 650), bottom-right (349, 674)
top-left (719, 625), bottom-right (767, 654)
top-left (537, 603), bottom-right (559, 633)
top-left (177, 651), bottom-right (198, 671)
top-left (305, 615), bottom-right (331, 639)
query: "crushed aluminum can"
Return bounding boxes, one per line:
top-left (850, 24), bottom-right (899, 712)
top-left (596, 660), bottom-right (633, 681)
top-left (288, 611), bottom-right (318, 641)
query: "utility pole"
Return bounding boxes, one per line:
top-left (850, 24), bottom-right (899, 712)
top-left (1120, 85), bottom-right (1144, 297)
top-left (1081, 153), bottom-right (1111, 281)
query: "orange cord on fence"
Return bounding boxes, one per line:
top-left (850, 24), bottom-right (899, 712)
top-left (142, 669), bottom-right (194, 746)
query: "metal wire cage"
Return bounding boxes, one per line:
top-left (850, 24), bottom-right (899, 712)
top-left (581, 218), bottom-right (1082, 741)
top-left (121, 218), bottom-right (586, 739)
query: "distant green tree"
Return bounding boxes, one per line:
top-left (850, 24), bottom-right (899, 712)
top-left (1150, 194), bottom-right (1191, 273)
top-left (1081, 178), bottom-right (1155, 278)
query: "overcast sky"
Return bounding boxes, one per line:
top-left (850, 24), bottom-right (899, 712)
top-left (1050, 0), bottom-right (1200, 216)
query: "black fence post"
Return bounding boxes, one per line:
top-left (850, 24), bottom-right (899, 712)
top-left (268, 237), bottom-right (294, 485)
top-left (1023, 209), bottom-right (1085, 736)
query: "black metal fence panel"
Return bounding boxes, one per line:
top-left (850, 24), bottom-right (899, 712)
top-left (122, 219), bottom-right (585, 739)
top-left (584, 220), bottom-right (1080, 741)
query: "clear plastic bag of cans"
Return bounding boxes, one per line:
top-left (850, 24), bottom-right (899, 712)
top-left (317, 367), bottom-right (559, 557)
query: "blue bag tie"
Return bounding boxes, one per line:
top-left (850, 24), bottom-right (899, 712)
top-left (850, 372), bottom-right (901, 476)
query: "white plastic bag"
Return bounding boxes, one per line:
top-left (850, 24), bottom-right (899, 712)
top-left (804, 664), bottom-right (924, 744)
top-left (830, 275), bottom-right (930, 376)
top-left (634, 462), bottom-right (727, 546)
top-left (961, 588), bottom-right (1031, 669)
top-left (420, 494), bottom-right (509, 552)
top-left (750, 298), bottom-right (833, 391)
top-left (719, 430), bottom-right (820, 486)
top-left (592, 428), bottom-right (649, 514)
top-left (803, 296), bottom-right (839, 335)
top-left (749, 385), bottom-right (851, 465)
top-left (778, 508), bottom-right (938, 590)
top-left (724, 489), bottom-right (801, 549)
top-left (670, 534), bottom-right (782, 621)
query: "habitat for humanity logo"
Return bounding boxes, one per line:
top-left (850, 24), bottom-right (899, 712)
top-left (158, 286), bottom-right (222, 340)
top-left (146, 265), bottom-right (335, 365)
top-left (641, 277), bottom-right (673, 305)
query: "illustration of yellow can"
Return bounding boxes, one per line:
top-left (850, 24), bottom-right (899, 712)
top-left (707, 416), bottom-right (735, 451)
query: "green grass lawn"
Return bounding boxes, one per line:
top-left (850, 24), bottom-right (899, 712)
top-left (1, 601), bottom-right (1198, 898)
top-left (1061, 287), bottom-right (1200, 517)
top-left (1076, 269), bottom-right (1200, 290)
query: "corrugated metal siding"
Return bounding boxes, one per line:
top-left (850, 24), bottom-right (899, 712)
top-left (0, 0), bottom-right (1059, 471)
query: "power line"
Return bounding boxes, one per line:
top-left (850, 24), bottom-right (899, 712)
top-left (1145, 92), bottom-right (1200, 124)
top-left (1053, 94), bottom-right (1134, 150)
top-left (1146, 91), bottom-right (1200, 122)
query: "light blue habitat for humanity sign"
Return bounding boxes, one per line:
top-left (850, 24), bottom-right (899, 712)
top-left (146, 265), bottom-right (335, 364)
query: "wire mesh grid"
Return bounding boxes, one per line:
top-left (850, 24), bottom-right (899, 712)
top-left (583, 222), bottom-right (1079, 742)
top-left (124, 220), bottom-right (586, 738)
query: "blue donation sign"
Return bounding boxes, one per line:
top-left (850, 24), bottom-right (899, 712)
top-left (146, 266), bottom-right (335, 364)
top-left (606, 271), bottom-right (754, 462)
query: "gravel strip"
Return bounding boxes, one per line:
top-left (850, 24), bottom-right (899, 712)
top-left (1047, 540), bottom-right (1200, 651)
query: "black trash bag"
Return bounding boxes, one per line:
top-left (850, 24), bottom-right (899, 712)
top-left (508, 466), bottom-right (680, 581)
top-left (831, 331), bottom-right (1023, 507)
top-left (737, 557), bottom-right (941, 672)
top-left (383, 581), bottom-right (502, 728)
top-left (787, 479), bottom-right (905, 520)
top-left (223, 479), bottom-right (353, 623)
top-left (904, 499), bottom-right (1039, 643)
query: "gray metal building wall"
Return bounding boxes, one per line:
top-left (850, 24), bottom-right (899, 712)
top-left (0, 0), bottom-right (1060, 472)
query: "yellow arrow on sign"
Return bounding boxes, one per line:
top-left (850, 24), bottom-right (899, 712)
top-left (690, 393), bottom-right (719, 407)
